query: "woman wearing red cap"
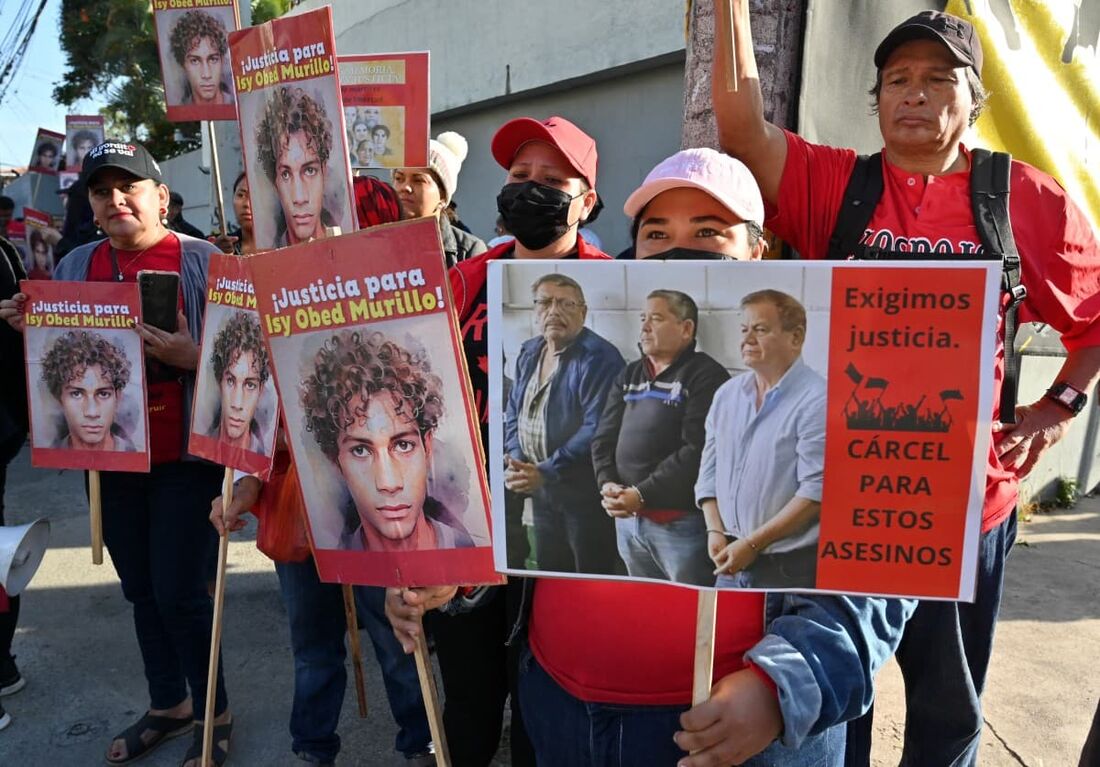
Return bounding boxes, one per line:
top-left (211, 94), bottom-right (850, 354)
top-left (387, 114), bottom-right (610, 767)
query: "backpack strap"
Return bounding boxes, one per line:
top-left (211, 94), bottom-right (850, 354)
top-left (826, 153), bottom-right (884, 260)
top-left (970, 148), bottom-right (1025, 424)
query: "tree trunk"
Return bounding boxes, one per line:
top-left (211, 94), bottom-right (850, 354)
top-left (681, 0), bottom-right (807, 149)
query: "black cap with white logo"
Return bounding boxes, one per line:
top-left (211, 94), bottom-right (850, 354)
top-left (874, 11), bottom-right (983, 76)
top-left (78, 141), bottom-right (164, 187)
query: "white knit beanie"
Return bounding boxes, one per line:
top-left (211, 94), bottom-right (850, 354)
top-left (429, 131), bottom-right (467, 203)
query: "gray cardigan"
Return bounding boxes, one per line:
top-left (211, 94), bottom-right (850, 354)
top-left (54, 233), bottom-right (217, 461)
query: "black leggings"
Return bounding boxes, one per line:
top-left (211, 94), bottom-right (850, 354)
top-left (0, 462), bottom-right (20, 663)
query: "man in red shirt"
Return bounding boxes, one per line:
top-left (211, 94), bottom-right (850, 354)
top-left (710, 3), bottom-right (1100, 765)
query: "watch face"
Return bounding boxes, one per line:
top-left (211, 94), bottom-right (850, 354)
top-left (1058, 388), bottom-right (1077, 407)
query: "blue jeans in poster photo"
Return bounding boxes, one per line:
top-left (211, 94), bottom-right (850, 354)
top-left (518, 645), bottom-right (846, 766)
top-left (275, 558), bottom-right (431, 762)
top-left (844, 511), bottom-right (1018, 767)
top-left (615, 512), bottom-right (715, 586)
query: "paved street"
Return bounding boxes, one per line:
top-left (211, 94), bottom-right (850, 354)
top-left (0, 445), bottom-right (1096, 765)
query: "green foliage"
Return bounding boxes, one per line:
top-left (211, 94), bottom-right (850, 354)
top-left (53, 0), bottom-right (287, 159)
top-left (1055, 476), bottom-right (1079, 508)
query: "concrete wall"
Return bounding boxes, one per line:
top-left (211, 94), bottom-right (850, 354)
top-left (293, 0), bottom-right (685, 114)
top-left (432, 59), bottom-right (685, 254)
top-left (158, 121), bottom-right (245, 236)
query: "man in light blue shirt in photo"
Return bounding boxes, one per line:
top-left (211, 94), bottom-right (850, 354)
top-left (695, 289), bottom-right (826, 588)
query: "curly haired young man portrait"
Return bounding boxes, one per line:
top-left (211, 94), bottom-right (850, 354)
top-left (169, 9), bottom-right (233, 106)
top-left (41, 330), bottom-right (137, 452)
top-left (255, 86), bottom-right (337, 246)
top-left (300, 330), bottom-right (473, 552)
top-left (207, 311), bottom-right (270, 454)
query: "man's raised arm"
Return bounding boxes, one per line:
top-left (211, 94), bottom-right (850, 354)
top-left (711, 0), bottom-right (789, 205)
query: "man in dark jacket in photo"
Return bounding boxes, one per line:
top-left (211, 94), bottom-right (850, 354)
top-left (592, 289), bottom-right (729, 585)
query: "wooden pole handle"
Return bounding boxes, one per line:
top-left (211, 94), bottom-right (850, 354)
top-left (342, 583), bottom-right (369, 718)
top-left (413, 625), bottom-right (451, 766)
top-left (202, 468), bottom-right (233, 765)
top-left (692, 589), bottom-right (719, 706)
top-left (88, 470), bottom-right (103, 565)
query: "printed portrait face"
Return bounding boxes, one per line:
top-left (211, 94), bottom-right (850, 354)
top-left (355, 140), bottom-right (374, 166)
top-left (75, 137), bottom-right (95, 164)
top-left (534, 281), bottom-right (587, 346)
top-left (276, 131), bottom-right (327, 244)
top-left (337, 393), bottom-right (432, 544)
top-left (218, 349), bottom-right (264, 442)
top-left (183, 36), bottom-right (225, 104)
top-left (36, 143), bottom-right (58, 169)
top-left (32, 239), bottom-right (49, 270)
top-left (371, 126), bottom-right (389, 154)
top-left (352, 121), bottom-right (371, 144)
top-left (639, 296), bottom-right (692, 359)
top-left (361, 107), bottom-right (381, 129)
top-left (60, 365), bottom-right (121, 450)
top-left (740, 300), bottom-right (803, 372)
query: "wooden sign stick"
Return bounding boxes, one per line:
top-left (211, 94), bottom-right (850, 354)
top-left (342, 584), bottom-right (369, 718)
top-left (692, 590), bottom-right (719, 705)
top-left (722, 0), bottom-right (740, 92)
top-left (413, 624), bottom-right (451, 766)
top-left (88, 470), bottom-right (103, 565)
top-left (201, 467), bottom-right (233, 766)
top-left (206, 121), bottom-right (229, 239)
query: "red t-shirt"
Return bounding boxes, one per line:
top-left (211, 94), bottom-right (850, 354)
top-left (529, 580), bottom-right (765, 705)
top-left (767, 130), bottom-right (1100, 531)
top-left (87, 233), bottom-right (186, 461)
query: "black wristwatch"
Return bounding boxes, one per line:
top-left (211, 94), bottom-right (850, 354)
top-left (1045, 382), bottom-right (1088, 415)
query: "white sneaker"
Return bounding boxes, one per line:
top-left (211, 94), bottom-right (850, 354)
top-left (0, 704), bottom-right (11, 732)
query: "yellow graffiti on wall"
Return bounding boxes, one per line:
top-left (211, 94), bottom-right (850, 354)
top-left (950, 0), bottom-right (1099, 231)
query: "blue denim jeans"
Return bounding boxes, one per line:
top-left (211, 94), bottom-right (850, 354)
top-left (615, 513), bottom-right (715, 586)
top-left (275, 558), bottom-right (430, 762)
top-left (844, 510), bottom-right (1017, 767)
top-left (99, 461), bottom-right (228, 716)
top-left (519, 645), bottom-right (844, 766)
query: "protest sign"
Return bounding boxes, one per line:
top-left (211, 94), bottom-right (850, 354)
top-left (22, 280), bottom-right (150, 473)
top-left (338, 52), bottom-right (429, 170)
top-left (151, 0), bottom-right (238, 122)
top-left (64, 115), bottom-right (105, 171)
top-left (249, 218), bottom-right (498, 587)
top-left (189, 252), bottom-right (277, 475)
top-left (487, 259), bottom-right (999, 601)
top-left (21, 208), bottom-right (54, 280)
top-left (229, 6), bottom-right (357, 250)
top-left (28, 129), bottom-right (64, 174)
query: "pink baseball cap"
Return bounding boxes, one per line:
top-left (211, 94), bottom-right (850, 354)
top-left (623, 148), bottom-right (764, 225)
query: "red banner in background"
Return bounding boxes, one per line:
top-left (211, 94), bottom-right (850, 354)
top-left (22, 280), bottom-right (150, 473)
top-left (151, 0), bottom-right (239, 122)
top-left (339, 52), bottom-right (430, 170)
top-left (818, 266), bottom-right (989, 599)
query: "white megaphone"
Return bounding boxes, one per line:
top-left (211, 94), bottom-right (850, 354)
top-left (0, 519), bottom-right (50, 596)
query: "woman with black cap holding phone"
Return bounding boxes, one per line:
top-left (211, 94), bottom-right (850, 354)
top-left (0, 141), bottom-right (233, 767)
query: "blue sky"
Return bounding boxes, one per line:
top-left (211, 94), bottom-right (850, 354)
top-left (0, 0), bottom-right (107, 170)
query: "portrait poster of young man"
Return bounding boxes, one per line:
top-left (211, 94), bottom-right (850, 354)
top-left (64, 115), bottom-right (105, 172)
top-left (188, 252), bottom-right (278, 476)
top-left (21, 280), bottom-right (150, 473)
top-left (229, 6), bottom-right (357, 251)
top-left (249, 217), bottom-right (499, 587)
top-left (28, 128), bottom-right (64, 174)
top-left (151, 0), bottom-right (239, 122)
top-left (487, 259), bottom-right (1003, 600)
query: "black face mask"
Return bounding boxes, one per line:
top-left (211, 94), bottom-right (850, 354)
top-left (497, 181), bottom-right (581, 250)
top-left (643, 247), bottom-right (728, 261)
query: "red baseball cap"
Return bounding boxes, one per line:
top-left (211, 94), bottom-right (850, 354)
top-left (491, 115), bottom-right (598, 189)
